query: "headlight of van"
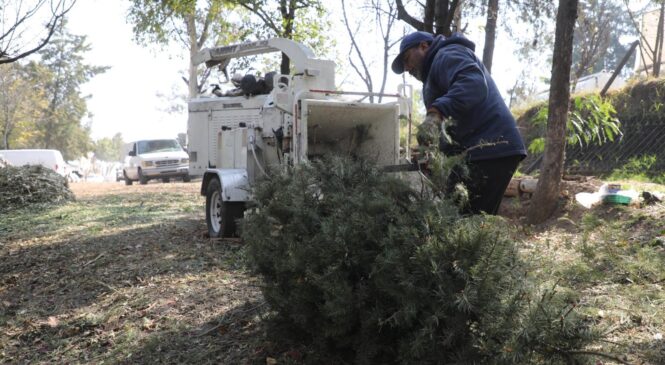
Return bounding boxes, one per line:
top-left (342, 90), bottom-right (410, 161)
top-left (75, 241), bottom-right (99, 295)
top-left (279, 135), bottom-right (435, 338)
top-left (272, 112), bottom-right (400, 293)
top-left (181, 158), bottom-right (189, 164)
top-left (142, 161), bottom-right (154, 167)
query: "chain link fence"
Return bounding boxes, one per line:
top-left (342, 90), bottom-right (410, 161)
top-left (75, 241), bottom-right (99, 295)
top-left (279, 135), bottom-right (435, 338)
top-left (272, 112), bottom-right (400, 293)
top-left (521, 118), bottom-right (665, 176)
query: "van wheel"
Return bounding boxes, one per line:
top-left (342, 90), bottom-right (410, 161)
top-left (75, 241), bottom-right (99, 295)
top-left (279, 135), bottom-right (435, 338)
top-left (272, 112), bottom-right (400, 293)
top-left (183, 174), bottom-right (191, 183)
top-left (162, 178), bottom-right (170, 183)
top-left (124, 171), bottom-right (133, 185)
top-left (205, 178), bottom-right (244, 238)
top-left (138, 169), bottom-right (148, 185)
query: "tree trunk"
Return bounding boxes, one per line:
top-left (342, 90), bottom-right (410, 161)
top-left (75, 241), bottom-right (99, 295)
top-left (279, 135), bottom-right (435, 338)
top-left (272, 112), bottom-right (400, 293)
top-left (396, 0), bottom-right (462, 35)
top-left (527, 0), bottom-right (578, 225)
top-left (482, 0), bottom-right (499, 73)
top-left (2, 117), bottom-right (10, 149)
top-left (279, 0), bottom-right (296, 75)
top-left (653, 2), bottom-right (664, 77)
top-left (186, 14), bottom-right (199, 99)
top-left (425, 0), bottom-right (435, 33)
top-left (434, 0), bottom-right (448, 35)
top-left (452, 0), bottom-right (464, 34)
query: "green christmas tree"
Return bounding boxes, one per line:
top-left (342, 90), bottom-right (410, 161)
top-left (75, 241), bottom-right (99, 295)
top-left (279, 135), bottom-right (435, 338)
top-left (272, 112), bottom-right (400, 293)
top-left (242, 156), bottom-right (604, 364)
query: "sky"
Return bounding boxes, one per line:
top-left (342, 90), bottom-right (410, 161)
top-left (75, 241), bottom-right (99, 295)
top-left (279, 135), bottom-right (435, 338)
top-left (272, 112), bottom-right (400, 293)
top-left (67, 0), bottom-right (189, 142)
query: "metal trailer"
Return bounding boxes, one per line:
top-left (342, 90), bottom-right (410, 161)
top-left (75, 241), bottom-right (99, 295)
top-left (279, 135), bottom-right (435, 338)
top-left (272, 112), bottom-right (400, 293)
top-left (188, 38), bottom-right (411, 237)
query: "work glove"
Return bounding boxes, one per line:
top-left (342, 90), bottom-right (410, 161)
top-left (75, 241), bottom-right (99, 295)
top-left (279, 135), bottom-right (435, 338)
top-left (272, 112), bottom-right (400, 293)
top-left (416, 111), bottom-right (443, 147)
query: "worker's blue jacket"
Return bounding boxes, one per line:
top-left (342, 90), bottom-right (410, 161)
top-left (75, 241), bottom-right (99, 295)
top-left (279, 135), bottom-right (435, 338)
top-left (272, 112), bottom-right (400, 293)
top-left (423, 33), bottom-right (526, 161)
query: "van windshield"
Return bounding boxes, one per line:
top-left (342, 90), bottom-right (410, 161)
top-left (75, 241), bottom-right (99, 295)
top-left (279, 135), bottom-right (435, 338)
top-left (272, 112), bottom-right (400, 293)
top-left (137, 140), bottom-right (182, 154)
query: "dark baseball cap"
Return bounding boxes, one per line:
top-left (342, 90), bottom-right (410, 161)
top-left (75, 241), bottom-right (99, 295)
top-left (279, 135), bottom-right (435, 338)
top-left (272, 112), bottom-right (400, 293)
top-left (391, 31), bottom-right (434, 74)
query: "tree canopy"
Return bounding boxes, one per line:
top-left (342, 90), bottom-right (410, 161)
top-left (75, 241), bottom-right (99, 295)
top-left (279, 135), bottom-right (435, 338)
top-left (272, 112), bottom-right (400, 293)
top-left (0, 22), bottom-right (107, 160)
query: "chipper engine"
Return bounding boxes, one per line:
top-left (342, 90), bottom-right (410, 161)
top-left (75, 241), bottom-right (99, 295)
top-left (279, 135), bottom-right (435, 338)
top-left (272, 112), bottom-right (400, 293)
top-left (187, 38), bottom-right (411, 237)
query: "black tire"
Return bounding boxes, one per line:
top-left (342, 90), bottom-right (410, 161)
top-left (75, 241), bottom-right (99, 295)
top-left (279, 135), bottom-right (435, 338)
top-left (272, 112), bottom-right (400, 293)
top-left (124, 171), bottom-right (133, 185)
top-left (162, 178), bottom-right (170, 183)
top-left (205, 178), bottom-right (245, 238)
top-left (138, 168), bottom-right (148, 185)
top-left (183, 174), bottom-right (191, 183)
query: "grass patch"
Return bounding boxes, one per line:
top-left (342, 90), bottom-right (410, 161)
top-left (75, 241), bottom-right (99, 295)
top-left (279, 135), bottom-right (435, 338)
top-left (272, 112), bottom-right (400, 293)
top-left (521, 195), bottom-right (665, 364)
top-left (605, 155), bottom-right (665, 186)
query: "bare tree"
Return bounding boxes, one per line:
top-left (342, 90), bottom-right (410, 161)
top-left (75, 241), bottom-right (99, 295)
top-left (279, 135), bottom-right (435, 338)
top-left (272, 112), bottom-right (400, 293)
top-left (570, 0), bottom-right (614, 89)
top-left (237, 0), bottom-right (324, 75)
top-left (0, 0), bottom-right (76, 64)
top-left (373, 0), bottom-right (401, 101)
top-left (527, 0), bottom-right (579, 224)
top-left (341, 0), bottom-right (400, 102)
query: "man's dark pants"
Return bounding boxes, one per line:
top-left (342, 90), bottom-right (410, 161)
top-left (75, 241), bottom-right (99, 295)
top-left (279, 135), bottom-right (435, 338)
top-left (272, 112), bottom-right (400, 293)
top-left (445, 155), bottom-right (522, 215)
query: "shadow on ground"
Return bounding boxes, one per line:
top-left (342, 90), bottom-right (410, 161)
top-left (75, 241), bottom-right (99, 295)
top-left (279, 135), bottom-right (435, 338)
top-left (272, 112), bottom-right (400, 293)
top-left (1, 187), bottom-right (267, 364)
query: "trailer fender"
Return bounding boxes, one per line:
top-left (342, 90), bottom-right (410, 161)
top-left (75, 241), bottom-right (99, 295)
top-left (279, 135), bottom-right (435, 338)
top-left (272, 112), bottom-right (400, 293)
top-left (201, 169), bottom-right (250, 202)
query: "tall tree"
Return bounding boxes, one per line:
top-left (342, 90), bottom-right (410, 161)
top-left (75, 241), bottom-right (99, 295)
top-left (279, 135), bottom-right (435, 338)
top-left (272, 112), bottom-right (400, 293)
top-left (527, 0), bottom-right (579, 224)
top-left (236, 0), bottom-right (329, 75)
top-left (572, 0), bottom-right (611, 82)
top-left (0, 0), bottom-right (76, 64)
top-left (94, 133), bottom-right (125, 162)
top-left (127, 0), bottom-right (242, 99)
top-left (33, 23), bottom-right (107, 160)
top-left (341, 0), bottom-right (400, 102)
top-left (490, 1), bottom-right (555, 106)
top-left (0, 62), bottom-right (48, 148)
top-left (570, 0), bottom-right (635, 88)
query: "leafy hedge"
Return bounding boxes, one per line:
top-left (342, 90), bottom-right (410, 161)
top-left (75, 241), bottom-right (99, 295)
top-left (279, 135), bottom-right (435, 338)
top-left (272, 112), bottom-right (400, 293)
top-left (242, 157), bottom-right (602, 364)
top-left (516, 77), bottom-right (665, 176)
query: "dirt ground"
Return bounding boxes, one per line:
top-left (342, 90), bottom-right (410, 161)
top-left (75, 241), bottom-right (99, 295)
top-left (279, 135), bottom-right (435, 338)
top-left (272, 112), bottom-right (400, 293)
top-left (69, 180), bottom-right (201, 197)
top-left (1, 180), bottom-right (270, 364)
top-left (2, 179), bottom-right (664, 364)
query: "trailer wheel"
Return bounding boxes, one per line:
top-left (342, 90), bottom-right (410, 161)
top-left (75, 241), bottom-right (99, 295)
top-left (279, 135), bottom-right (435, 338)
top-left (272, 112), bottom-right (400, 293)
top-left (138, 168), bottom-right (148, 185)
top-left (205, 178), bottom-right (244, 237)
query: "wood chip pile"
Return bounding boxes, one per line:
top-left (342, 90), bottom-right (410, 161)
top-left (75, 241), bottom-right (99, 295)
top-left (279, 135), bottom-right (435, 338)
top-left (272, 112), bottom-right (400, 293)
top-left (0, 165), bottom-right (75, 212)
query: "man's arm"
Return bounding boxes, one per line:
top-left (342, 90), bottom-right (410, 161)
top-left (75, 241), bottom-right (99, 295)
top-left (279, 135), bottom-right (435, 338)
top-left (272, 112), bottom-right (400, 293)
top-left (429, 47), bottom-right (488, 120)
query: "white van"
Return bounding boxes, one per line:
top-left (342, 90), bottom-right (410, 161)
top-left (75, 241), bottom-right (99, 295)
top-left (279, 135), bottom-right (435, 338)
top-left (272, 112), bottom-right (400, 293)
top-left (0, 149), bottom-right (68, 177)
top-left (122, 139), bottom-right (190, 185)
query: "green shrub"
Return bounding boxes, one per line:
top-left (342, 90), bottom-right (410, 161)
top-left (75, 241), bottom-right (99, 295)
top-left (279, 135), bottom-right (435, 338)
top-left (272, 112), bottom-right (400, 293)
top-left (526, 94), bottom-right (621, 155)
top-left (607, 155), bottom-right (665, 184)
top-left (609, 78), bottom-right (665, 123)
top-left (242, 156), bottom-right (603, 364)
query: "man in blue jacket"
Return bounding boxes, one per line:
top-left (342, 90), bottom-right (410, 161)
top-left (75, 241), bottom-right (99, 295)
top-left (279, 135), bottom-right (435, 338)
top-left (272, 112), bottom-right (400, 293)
top-left (392, 31), bottom-right (526, 215)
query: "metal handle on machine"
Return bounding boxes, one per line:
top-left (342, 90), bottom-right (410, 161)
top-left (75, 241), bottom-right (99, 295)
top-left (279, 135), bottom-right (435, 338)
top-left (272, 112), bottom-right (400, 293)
top-left (248, 133), bottom-right (268, 177)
